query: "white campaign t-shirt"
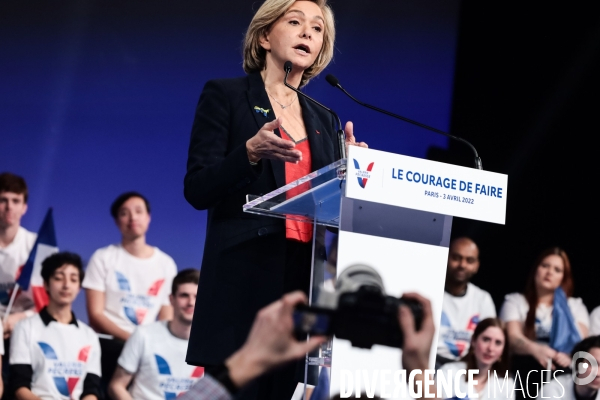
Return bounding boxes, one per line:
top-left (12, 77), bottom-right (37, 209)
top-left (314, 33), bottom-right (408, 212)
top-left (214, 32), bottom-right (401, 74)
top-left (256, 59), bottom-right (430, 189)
top-left (10, 310), bottom-right (102, 400)
top-left (438, 361), bottom-right (514, 400)
top-left (0, 226), bottom-right (37, 317)
top-left (437, 283), bottom-right (497, 360)
top-left (118, 321), bottom-right (204, 399)
top-left (589, 306), bottom-right (600, 336)
top-left (499, 292), bottom-right (590, 342)
top-left (82, 244), bottom-right (177, 333)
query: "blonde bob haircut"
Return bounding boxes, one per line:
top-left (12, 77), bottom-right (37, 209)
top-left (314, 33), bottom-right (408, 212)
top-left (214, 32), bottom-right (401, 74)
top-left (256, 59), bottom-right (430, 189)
top-left (243, 0), bottom-right (335, 87)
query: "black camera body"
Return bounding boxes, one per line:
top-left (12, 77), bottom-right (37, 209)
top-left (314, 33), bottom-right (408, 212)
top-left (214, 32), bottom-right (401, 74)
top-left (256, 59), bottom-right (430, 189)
top-left (293, 265), bottom-right (423, 349)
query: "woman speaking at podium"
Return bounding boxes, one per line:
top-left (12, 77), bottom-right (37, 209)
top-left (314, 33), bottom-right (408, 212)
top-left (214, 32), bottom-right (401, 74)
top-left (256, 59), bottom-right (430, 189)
top-left (183, 0), bottom-right (366, 398)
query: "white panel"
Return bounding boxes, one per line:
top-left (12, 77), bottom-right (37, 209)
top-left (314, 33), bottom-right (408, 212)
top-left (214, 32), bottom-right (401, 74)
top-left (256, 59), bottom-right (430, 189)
top-left (330, 230), bottom-right (448, 398)
top-left (346, 146), bottom-right (508, 224)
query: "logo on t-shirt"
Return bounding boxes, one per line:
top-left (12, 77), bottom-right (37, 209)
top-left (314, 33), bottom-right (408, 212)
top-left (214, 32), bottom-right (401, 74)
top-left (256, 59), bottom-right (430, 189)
top-left (441, 312), bottom-right (480, 357)
top-left (38, 342), bottom-right (91, 397)
top-left (116, 271), bottom-right (164, 325)
top-left (155, 354), bottom-right (204, 399)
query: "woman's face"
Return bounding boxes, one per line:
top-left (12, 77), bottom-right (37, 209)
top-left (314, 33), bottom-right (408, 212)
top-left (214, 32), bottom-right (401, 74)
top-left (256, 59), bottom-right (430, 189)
top-left (534, 254), bottom-right (565, 293)
top-left (473, 326), bottom-right (505, 368)
top-left (260, 1), bottom-right (325, 71)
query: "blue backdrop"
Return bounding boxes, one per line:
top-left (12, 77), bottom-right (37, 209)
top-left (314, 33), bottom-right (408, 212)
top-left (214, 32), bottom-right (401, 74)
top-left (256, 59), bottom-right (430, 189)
top-left (0, 0), bottom-right (459, 321)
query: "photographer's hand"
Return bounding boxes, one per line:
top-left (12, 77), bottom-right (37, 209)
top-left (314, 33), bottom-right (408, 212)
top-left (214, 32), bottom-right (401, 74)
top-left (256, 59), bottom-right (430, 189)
top-left (399, 292), bottom-right (435, 372)
top-left (225, 291), bottom-right (327, 388)
top-left (399, 293), bottom-right (436, 399)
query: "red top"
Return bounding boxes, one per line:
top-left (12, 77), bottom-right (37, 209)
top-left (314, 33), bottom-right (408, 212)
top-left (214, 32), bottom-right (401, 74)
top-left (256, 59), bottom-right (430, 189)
top-left (281, 127), bottom-right (313, 243)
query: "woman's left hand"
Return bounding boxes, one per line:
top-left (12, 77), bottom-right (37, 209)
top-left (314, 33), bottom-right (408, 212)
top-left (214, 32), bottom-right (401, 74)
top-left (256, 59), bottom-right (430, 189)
top-left (344, 121), bottom-right (368, 155)
top-left (553, 352), bottom-right (571, 368)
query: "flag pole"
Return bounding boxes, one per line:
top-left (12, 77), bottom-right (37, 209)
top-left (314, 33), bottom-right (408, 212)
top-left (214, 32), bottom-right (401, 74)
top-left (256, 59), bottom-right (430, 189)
top-left (2, 282), bottom-right (20, 324)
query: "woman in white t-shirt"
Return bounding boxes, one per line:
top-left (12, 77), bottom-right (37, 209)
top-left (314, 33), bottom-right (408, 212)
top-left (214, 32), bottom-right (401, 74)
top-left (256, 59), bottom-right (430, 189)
top-left (439, 318), bottom-right (514, 400)
top-left (82, 192), bottom-right (178, 390)
top-left (499, 247), bottom-right (589, 398)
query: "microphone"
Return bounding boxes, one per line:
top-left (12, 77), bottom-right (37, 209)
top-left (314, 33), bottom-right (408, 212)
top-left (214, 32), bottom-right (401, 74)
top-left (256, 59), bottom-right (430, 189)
top-left (325, 74), bottom-right (483, 170)
top-left (283, 61), bottom-right (346, 160)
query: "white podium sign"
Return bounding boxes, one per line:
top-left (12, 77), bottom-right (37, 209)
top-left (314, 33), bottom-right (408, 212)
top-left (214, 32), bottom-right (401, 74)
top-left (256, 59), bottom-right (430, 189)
top-left (346, 146), bottom-right (508, 224)
top-left (327, 147), bottom-right (508, 398)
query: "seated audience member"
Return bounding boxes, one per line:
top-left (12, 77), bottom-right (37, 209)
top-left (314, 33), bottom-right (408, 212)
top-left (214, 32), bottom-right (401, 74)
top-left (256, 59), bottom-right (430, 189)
top-left (82, 192), bottom-right (177, 388)
top-left (500, 247), bottom-right (589, 398)
top-left (438, 318), bottom-right (513, 399)
top-left (177, 291), bottom-right (435, 400)
top-left (1, 172), bottom-right (37, 396)
top-left (9, 252), bottom-right (102, 400)
top-left (590, 306), bottom-right (600, 336)
top-left (437, 237), bottom-right (496, 368)
top-left (0, 173), bottom-right (37, 337)
top-left (541, 335), bottom-right (600, 400)
top-left (109, 269), bottom-right (203, 399)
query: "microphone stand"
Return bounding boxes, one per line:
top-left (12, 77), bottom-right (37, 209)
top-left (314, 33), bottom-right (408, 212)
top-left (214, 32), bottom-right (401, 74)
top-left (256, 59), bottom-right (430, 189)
top-left (326, 74), bottom-right (483, 170)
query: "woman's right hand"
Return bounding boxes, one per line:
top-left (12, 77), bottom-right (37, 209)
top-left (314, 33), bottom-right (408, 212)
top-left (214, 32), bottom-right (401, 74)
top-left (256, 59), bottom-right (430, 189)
top-left (532, 343), bottom-right (558, 369)
top-left (246, 118), bottom-right (302, 164)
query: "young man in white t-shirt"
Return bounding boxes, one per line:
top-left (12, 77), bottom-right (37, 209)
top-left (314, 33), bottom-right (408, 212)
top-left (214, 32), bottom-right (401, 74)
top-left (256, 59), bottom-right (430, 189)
top-left (541, 336), bottom-right (600, 400)
top-left (9, 251), bottom-right (102, 400)
top-left (0, 172), bottom-right (37, 337)
top-left (109, 269), bottom-right (203, 399)
top-left (436, 237), bottom-right (497, 367)
top-left (82, 191), bottom-right (178, 390)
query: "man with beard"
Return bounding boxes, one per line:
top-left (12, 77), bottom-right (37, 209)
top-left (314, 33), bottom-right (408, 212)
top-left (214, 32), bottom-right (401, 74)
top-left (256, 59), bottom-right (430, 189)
top-left (436, 237), bottom-right (496, 368)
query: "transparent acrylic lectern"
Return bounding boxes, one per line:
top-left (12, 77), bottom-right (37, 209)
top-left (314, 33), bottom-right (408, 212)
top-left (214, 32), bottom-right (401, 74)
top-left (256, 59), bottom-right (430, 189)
top-left (244, 141), bottom-right (507, 398)
top-left (243, 159), bottom-right (347, 396)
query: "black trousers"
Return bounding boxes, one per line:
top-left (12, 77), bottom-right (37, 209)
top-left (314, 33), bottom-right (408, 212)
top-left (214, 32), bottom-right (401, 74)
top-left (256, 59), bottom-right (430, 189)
top-left (2, 337), bottom-right (10, 400)
top-left (99, 337), bottom-right (125, 399)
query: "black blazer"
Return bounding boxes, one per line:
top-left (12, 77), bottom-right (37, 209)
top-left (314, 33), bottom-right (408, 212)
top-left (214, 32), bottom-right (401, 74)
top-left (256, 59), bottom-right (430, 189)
top-left (184, 72), bottom-right (338, 366)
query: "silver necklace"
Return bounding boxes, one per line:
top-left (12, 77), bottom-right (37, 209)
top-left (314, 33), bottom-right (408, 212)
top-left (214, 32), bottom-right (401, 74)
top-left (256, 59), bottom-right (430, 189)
top-left (267, 91), bottom-right (297, 109)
